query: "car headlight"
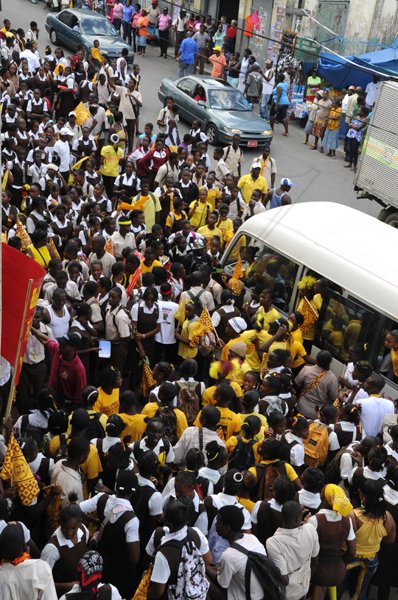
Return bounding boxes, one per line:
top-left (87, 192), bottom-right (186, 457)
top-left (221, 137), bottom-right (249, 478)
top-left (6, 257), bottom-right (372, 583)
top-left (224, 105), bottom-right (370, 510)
top-left (223, 127), bottom-right (242, 134)
top-left (262, 130), bottom-right (272, 136)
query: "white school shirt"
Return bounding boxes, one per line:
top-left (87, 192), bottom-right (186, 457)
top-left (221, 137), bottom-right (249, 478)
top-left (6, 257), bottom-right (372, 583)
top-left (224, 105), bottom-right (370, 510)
top-left (155, 299), bottom-right (179, 344)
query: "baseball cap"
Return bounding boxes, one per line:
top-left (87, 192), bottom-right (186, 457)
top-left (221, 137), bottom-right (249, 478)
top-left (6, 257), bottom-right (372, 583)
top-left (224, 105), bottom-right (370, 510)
top-left (252, 161), bottom-right (262, 169)
top-left (281, 177), bottom-right (295, 187)
top-left (68, 111), bottom-right (76, 117)
top-left (60, 127), bottom-right (70, 136)
top-left (213, 46), bottom-right (222, 52)
top-left (46, 163), bottom-right (59, 172)
top-left (348, 85), bottom-right (355, 90)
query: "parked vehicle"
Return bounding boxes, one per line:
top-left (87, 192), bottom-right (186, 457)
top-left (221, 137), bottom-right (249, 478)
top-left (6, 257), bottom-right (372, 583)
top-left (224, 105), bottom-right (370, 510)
top-left (355, 80), bottom-right (398, 226)
top-left (45, 9), bottom-right (134, 63)
top-left (158, 75), bottom-right (273, 147)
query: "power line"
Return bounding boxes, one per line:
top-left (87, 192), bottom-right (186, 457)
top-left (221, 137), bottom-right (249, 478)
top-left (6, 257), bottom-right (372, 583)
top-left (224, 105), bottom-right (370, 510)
top-left (164, 0), bottom-right (398, 81)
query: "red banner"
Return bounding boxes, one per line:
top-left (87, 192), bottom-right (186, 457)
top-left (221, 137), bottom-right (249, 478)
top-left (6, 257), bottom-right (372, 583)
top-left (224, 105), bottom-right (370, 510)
top-left (1, 244), bottom-right (45, 384)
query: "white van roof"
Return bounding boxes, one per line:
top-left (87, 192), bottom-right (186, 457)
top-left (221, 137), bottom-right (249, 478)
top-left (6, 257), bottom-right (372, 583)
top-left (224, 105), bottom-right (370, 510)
top-left (234, 202), bottom-right (398, 321)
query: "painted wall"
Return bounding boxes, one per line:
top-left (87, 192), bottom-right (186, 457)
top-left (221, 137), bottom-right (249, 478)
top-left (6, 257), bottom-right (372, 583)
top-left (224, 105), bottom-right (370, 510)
top-left (291, 0), bottom-right (398, 56)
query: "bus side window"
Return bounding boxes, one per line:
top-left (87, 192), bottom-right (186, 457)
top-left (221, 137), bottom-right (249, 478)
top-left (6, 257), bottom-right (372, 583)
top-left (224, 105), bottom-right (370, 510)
top-left (373, 318), bottom-right (398, 383)
top-left (315, 291), bottom-right (373, 363)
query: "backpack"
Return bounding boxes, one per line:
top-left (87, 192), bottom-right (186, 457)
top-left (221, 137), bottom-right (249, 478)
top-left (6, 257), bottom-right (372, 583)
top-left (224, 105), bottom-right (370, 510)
top-left (85, 412), bottom-right (106, 441)
top-left (326, 445), bottom-right (354, 484)
top-left (228, 436), bottom-right (256, 471)
top-left (155, 405), bottom-right (178, 445)
top-left (255, 461), bottom-right (284, 501)
top-left (187, 288), bottom-right (205, 306)
top-left (54, 433), bottom-right (69, 462)
top-left (160, 528), bottom-right (210, 600)
top-left (230, 542), bottom-right (286, 600)
top-left (303, 421), bottom-right (329, 467)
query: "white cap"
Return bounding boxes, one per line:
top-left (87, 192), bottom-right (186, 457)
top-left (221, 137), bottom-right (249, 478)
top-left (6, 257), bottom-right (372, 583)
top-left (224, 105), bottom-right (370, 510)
top-left (46, 163), bottom-right (59, 171)
top-left (229, 317), bottom-right (248, 334)
top-left (252, 161), bottom-right (262, 169)
top-left (60, 127), bottom-right (70, 136)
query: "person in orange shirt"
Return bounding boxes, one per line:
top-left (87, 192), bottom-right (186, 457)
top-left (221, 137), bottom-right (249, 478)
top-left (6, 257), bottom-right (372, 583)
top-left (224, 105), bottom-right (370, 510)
top-left (209, 46), bottom-right (227, 79)
top-left (136, 9), bottom-right (149, 56)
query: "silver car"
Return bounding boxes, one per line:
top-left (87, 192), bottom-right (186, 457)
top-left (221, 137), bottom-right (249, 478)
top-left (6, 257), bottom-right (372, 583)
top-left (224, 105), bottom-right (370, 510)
top-left (158, 75), bottom-right (273, 147)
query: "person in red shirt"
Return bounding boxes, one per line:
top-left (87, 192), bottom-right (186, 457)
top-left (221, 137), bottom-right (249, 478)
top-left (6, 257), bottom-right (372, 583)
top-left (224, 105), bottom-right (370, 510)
top-left (226, 20), bottom-right (237, 53)
top-left (31, 329), bottom-right (87, 411)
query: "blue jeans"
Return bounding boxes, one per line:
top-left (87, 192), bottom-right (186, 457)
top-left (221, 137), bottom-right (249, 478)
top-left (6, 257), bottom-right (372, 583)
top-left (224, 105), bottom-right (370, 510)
top-left (260, 94), bottom-right (271, 119)
top-left (178, 62), bottom-right (194, 78)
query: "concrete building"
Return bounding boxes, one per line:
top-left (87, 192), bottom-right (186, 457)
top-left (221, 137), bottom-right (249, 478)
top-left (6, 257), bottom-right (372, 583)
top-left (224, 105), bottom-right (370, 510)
top-left (285, 0), bottom-right (398, 56)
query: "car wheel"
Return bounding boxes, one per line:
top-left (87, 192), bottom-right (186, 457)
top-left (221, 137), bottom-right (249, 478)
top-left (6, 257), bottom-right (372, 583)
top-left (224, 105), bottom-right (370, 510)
top-left (50, 29), bottom-right (58, 44)
top-left (382, 211), bottom-right (398, 228)
top-left (206, 123), bottom-right (218, 145)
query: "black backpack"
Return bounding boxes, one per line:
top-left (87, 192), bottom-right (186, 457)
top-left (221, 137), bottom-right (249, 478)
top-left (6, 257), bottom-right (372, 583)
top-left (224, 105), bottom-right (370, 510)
top-left (85, 412), bottom-right (106, 441)
top-left (230, 542), bottom-right (286, 600)
top-left (228, 436), bottom-right (256, 471)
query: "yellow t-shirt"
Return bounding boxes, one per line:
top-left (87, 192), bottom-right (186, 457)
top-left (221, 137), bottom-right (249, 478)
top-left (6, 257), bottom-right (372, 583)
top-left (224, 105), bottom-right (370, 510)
top-left (93, 387), bottom-right (120, 416)
top-left (206, 187), bottom-right (221, 211)
top-left (189, 200), bottom-right (212, 229)
top-left (262, 338), bottom-right (307, 371)
top-left (101, 145), bottom-right (123, 177)
top-left (142, 402), bottom-right (159, 418)
top-left (221, 329), bottom-right (269, 372)
top-left (391, 348), bottom-right (398, 377)
top-left (256, 306), bottom-right (281, 331)
top-left (202, 382), bottom-right (243, 406)
top-left (140, 259), bottom-right (162, 273)
top-left (194, 406), bottom-right (241, 440)
top-left (237, 173), bottom-right (268, 203)
top-left (217, 218), bottom-right (233, 241)
top-left (132, 193), bottom-right (162, 231)
top-left (249, 459), bottom-right (298, 482)
top-left (228, 234), bottom-right (247, 261)
top-left (118, 413), bottom-right (148, 441)
top-left (178, 317), bottom-right (202, 360)
top-left (197, 225), bottom-right (223, 245)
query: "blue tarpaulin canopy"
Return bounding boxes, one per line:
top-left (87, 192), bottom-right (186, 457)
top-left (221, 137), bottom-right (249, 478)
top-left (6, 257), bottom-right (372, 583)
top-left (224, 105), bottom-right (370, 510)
top-left (317, 48), bottom-right (398, 89)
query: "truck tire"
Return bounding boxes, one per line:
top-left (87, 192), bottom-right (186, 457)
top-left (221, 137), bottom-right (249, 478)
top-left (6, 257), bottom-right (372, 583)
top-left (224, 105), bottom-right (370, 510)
top-left (383, 211), bottom-right (398, 228)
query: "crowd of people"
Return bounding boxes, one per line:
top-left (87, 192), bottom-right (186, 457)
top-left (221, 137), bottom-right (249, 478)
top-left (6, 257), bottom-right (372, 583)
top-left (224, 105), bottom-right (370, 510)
top-left (301, 70), bottom-right (381, 171)
top-left (0, 11), bottom-right (398, 600)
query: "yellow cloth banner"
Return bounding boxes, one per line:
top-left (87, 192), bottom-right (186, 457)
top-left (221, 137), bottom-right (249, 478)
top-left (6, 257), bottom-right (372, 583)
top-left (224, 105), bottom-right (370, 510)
top-left (0, 435), bottom-right (40, 506)
top-left (74, 101), bottom-right (90, 126)
top-left (118, 196), bottom-right (147, 212)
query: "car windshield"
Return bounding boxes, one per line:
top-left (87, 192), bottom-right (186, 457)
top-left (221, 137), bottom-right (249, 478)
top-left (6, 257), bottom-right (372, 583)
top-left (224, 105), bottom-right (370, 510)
top-left (80, 18), bottom-right (117, 36)
top-left (207, 89), bottom-right (252, 111)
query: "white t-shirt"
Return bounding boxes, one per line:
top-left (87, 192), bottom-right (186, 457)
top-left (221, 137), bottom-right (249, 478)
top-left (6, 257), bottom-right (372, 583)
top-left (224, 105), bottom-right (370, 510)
top-left (53, 139), bottom-right (71, 172)
top-left (218, 534), bottom-right (266, 600)
top-left (155, 299), bottom-right (179, 344)
top-left (356, 395), bottom-right (395, 436)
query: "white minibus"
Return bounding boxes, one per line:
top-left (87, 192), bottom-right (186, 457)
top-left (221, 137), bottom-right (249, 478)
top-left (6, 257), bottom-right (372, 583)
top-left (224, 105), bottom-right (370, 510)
top-left (221, 202), bottom-right (398, 397)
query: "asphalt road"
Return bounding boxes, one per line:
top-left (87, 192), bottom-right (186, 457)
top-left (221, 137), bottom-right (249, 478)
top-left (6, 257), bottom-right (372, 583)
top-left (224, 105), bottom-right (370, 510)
top-left (6, 0), bottom-right (381, 218)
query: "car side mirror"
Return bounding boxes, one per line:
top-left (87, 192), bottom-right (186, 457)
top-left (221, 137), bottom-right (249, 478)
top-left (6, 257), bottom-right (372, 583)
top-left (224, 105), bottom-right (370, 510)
top-left (197, 100), bottom-right (206, 107)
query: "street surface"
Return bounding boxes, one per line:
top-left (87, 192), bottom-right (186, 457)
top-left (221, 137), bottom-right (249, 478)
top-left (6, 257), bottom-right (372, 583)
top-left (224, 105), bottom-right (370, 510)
top-left (5, 0), bottom-right (380, 219)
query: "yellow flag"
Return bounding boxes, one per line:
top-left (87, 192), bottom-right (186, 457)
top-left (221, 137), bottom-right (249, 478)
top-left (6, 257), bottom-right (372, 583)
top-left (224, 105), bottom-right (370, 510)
top-left (49, 237), bottom-right (61, 260)
top-left (190, 307), bottom-right (216, 346)
top-left (105, 238), bottom-right (114, 255)
top-left (232, 254), bottom-right (243, 280)
top-left (15, 218), bottom-right (32, 251)
top-left (0, 435), bottom-right (40, 506)
top-left (118, 195), bottom-right (148, 213)
top-left (75, 101), bottom-right (90, 126)
top-left (140, 358), bottom-right (156, 397)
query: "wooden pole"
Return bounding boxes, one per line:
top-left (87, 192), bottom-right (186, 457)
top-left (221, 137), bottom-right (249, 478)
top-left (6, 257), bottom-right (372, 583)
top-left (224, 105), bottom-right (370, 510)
top-left (4, 279), bottom-right (34, 421)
